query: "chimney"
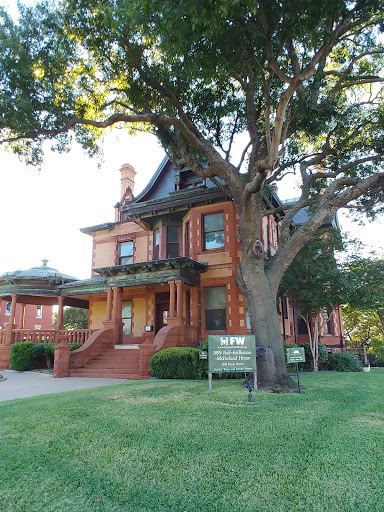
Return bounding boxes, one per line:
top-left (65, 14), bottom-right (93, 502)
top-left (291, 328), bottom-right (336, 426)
top-left (120, 163), bottom-right (136, 201)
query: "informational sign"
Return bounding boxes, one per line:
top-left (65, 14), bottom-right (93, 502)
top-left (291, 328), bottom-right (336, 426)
top-left (208, 335), bottom-right (256, 373)
top-left (286, 347), bottom-right (306, 364)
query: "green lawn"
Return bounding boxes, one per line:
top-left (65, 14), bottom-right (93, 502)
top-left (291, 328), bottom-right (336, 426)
top-left (1, 371), bottom-right (383, 512)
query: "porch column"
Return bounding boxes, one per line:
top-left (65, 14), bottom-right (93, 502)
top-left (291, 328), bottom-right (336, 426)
top-left (56, 296), bottom-right (65, 330)
top-left (168, 281), bottom-right (175, 318)
top-left (5, 294), bottom-right (17, 345)
top-left (176, 280), bottom-right (183, 317)
top-left (112, 287), bottom-right (122, 321)
top-left (17, 304), bottom-right (26, 329)
top-left (106, 287), bottom-right (113, 321)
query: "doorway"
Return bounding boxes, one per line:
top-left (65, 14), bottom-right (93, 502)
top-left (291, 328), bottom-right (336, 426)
top-left (155, 292), bottom-right (170, 333)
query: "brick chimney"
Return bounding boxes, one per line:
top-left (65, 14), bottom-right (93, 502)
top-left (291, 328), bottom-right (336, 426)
top-left (120, 163), bottom-right (136, 202)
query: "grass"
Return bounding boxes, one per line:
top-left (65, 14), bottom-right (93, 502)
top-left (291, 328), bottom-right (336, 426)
top-left (1, 370), bottom-right (384, 512)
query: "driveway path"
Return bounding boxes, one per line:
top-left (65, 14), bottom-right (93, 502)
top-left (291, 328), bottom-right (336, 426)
top-left (0, 370), bottom-right (130, 402)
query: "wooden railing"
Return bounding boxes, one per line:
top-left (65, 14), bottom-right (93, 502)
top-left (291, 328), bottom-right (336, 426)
top-left (11, 329), bottom-right (97, 345)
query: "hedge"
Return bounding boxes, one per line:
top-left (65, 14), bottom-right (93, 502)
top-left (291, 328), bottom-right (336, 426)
top-left (327, 352), bottom-right (363, 372)
top-left (149, 347), bottom-right (207, 379)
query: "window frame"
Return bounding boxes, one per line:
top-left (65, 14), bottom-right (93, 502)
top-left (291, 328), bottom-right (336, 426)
top-left (203, 211), bottom-right (225, 251)
top-left (153, 229), bottom-right (160, 260)
top-left (166, 226), bottom-right (180, 258)
top-left (122, 300), bottom-right (132, 336)
top-left (118, 240), bottom-right (134, 265)
top-left (204, 286), bottom-right (227, 332)
top-left (184, 221), bottom-right (190, 258)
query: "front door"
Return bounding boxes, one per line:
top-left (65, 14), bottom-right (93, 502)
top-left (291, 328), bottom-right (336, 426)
top-left (155, 292), bottom-right (169, 334)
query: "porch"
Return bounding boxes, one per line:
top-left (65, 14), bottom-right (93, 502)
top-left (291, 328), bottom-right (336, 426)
top-left (0, 257), bottom-right (207, 378)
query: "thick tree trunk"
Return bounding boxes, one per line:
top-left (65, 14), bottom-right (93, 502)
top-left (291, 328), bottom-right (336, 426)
top-left (236, 255), bottom-right (296, 392)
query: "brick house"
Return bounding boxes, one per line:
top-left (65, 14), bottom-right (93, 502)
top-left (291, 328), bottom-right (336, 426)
top-left (0, 297), bottom-right (53, 332)
top-left (0, 157), bottom-right (343, 376)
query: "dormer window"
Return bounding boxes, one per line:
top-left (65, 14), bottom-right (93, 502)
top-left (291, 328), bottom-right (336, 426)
top-left (179, 170), bottom-right (204, 190)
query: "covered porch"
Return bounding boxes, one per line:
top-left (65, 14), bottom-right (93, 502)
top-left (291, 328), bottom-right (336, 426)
top-left (54, 257), bottom-right (207, 378)
top-left (0, 260), bottom-right (91, 368)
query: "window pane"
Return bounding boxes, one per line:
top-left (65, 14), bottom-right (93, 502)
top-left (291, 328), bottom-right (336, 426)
top-left (167, 227), bottom-right (179, 243)
top-left (122, 301), bottom-right (132, 318)
top-left (123, 319), bottom-right (132, 336)
top-left (120, 256), bottom-right (133, 264)
top-left (205, 232), bottom-right (225, 250)
top-left (205, 287), bottom-right (226, 309)
top-left (205, 310), bottom-right (226, 331)
top-left (154, 229), bottom-right (160, 245)
top-left (167, 244), bottom-right (179, 258)
top-left (119, 241), bottom-right (133, 257)
top-left (204, 213), bottom-right (224, 232)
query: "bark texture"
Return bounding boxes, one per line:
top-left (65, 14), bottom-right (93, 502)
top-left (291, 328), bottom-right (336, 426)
top-left (236, 248), bottom-right (296, 392)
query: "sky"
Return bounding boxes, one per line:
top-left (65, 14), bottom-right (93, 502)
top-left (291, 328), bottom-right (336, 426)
top-left (0, 0), bottom-right (383, 279)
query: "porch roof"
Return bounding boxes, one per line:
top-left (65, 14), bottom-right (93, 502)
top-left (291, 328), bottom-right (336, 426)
top-left (94, 257), bottom-right (208, 287)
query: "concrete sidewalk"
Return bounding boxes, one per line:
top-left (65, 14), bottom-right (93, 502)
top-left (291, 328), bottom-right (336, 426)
top-left (0, 370), bottom-right (130, 402)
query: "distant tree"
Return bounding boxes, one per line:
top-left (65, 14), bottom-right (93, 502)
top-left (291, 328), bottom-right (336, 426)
top-left (1, 1), bottom-right (384, 390)
top-left (342, 258), bottom-right (384, 358)
top-left (57, 307), bottom-right (89, 330)
top-left (279, 229), bottom-right (348, 371)
top-left (343, 305), bottom-right (384, 346)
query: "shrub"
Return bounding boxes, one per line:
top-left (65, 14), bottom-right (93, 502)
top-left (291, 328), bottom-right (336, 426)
top-left (68, 343), bottom-right (82, 351)
top-left (373, 355), bottom-right (384, 367)
top-left (327, 352), bottom-right (363, 372)
top-left (10, 342), bottom-right (34, 371)
top-left (149, 347), bottom-right (207, 379)
top-left (11, 342), bottom-right (84, 371)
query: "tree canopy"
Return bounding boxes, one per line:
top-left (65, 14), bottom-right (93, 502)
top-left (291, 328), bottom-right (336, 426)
top-left (53, 306), bottom-right (89, 330)
top-left (2, 0), bottom-right (384, 390)
top-left (342, 258), bottom-right (384, 359)
top-left (278, 228), bottom-right (347, 369)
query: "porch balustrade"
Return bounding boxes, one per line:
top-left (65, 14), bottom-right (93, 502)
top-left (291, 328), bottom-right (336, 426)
top-left (9, 329), bottom-right (97, 345)
top-left (0, 330), bottom-right (6, 344)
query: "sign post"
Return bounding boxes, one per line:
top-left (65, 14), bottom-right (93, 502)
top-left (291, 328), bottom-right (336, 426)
top-left (286, 346), bottom-right (306, 393)
top-left (207, 335), bottom-right (257, 396)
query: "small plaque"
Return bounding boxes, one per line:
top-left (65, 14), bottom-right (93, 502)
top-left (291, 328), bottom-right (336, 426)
top-left (286, 347), bottom-right (306, 363)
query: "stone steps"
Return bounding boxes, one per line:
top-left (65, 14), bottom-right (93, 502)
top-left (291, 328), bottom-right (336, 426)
top-left (68, 345), bottom-right (146, 379)
top-left (69, 368), bottom-right (144, 379)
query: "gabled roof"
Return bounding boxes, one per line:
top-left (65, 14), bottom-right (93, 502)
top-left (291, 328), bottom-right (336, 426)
top-left (121, 158), bottom-right (230, 227)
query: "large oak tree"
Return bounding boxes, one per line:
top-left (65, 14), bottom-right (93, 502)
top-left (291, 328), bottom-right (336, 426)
top-left (1, 0), bottom-right (384, 390)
